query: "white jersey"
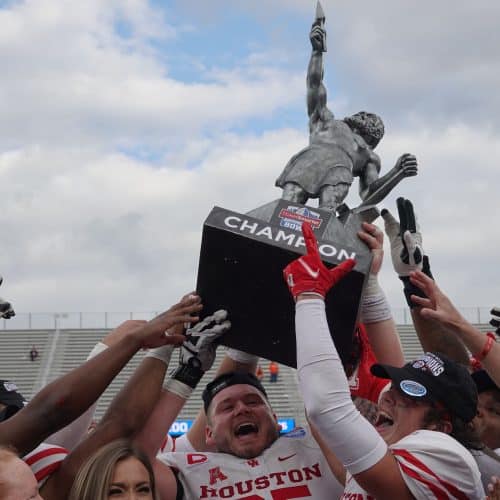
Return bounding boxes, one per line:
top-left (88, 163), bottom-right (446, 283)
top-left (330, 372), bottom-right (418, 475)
top-left (159, 433), bottom-right (196, 453)
top-left (471, 448), bottom-right (500, 492)
top-left (342, 430), bottom-right (484, 499)
top-left (23, 442), bottom-right (68, 488)
top-left (159, 426), bottom-right (344, 499)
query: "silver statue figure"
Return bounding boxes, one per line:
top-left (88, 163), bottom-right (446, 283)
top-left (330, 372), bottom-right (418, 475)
top-left (276, 2), bottom-right (417, 213)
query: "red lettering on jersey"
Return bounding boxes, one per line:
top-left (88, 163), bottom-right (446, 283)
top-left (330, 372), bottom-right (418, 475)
top-left (255, 475), bottom-right (271, 489)
top-left (187, 453), bottom-right (208, 465)
top-left (269, 472), bottom-right (286, 485)
top-left (247, 459), bottom-right (260, 467)
top-left (209, 466), bottom-right (228, 485)
top-left (303, 463), bottom-right (322, 480)
top-left (200, 485), bottom-right (218, 498)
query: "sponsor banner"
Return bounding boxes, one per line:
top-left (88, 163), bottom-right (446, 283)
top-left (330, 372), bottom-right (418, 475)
top-left (168, 418), bottom-right (296, 437)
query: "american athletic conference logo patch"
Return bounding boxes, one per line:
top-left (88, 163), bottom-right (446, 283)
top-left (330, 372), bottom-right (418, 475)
top-left (400, 380), bottom-right (427, 397)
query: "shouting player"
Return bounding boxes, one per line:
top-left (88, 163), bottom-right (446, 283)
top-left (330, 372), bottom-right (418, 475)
top-left (285, 222), bottom-right (484, 498)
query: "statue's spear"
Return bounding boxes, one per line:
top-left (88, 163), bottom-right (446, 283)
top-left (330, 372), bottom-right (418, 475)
top-left (315, 1), bottom-right (327, 52)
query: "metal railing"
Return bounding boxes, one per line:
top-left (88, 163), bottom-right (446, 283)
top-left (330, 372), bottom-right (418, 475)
top-left (0, 306), bottom-right (494, 330)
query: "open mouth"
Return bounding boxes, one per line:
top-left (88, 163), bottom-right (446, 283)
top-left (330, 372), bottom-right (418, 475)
top-left (375, 411), bottom-right (394, 430)
top-left (235, 422), bottom-right (259, 437)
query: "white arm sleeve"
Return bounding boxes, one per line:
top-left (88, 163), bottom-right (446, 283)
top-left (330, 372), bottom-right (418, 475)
top-left (296, 299), bottom-right (387, 474)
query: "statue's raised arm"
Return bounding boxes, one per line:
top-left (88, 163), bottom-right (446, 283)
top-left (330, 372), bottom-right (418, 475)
top-left (276, 1), bottom-right (417, 213)
top-left (307, 3), bottom-right (331, 123)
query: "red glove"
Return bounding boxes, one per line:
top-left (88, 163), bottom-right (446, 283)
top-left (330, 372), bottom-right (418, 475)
top-left (283, 222), bottom-right (356, 299)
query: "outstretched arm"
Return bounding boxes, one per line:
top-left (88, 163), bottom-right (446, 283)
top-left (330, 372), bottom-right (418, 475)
top-left (0, 314), bottom-right (184, 457)
top-left (284, 223), bottom-right (414, 498)
top-left (134, 309), bottom-right (231, 459)
top-left (39, 295), bottom-right (202, 500)
top-left (307, 22), bottom-right (330, 120)
top-left (359, 154), bottom-right (417, 207)
top-left (410, 271), bottom-right (500, 385)
top-left (357, 222), bottom-right (404, 367)
top-left (45, 320), bottom-right (148, 451)
top-left (382, 198), bottom-right (470, 365)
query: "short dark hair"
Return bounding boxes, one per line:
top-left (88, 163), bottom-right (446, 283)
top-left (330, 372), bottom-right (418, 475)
top-left (422, 404), bottom-right (482, 450)
top-left (202, 372), bottom-right (268, 413)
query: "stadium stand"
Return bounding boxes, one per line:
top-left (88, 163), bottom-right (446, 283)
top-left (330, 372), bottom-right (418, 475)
top-left (0, 322), bottom-right (494, 424)
top-left (0, 330), bottom-right (51, 396)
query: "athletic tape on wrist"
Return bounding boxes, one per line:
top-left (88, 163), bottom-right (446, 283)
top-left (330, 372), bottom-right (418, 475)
top-left (363, 274), bottom-right (382, 297)
top-left (360, 291), bottom-right (392, 324)
top-left (164, 378), bottom-right (193, 400)
top-left (87, 342), bottom-right (108, 360)
top-left (144, 345), bottom-right (175, 366)
top-left (225, 348), bottom-right (259, 364)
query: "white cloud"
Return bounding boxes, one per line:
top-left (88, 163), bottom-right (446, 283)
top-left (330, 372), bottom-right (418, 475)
top-left (1, 0), bottom-right (499, 331)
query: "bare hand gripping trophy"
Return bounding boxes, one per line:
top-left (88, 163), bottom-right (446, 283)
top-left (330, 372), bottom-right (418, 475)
top-left (197, 3), bottom-right (418, 367)
top-left (276, 2), bottom-right (417, 213)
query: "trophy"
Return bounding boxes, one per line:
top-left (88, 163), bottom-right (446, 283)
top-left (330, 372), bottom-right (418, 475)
top-left (197, 2), bottom-right (417, 367)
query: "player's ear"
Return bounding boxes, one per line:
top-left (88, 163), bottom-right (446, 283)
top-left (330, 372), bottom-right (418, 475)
top-left (273, 413), bottom-right (282, 433)
top-left (205, 425), bottom-right (215, 447)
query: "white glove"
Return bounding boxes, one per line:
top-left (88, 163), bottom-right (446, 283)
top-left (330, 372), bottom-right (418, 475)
top-left (180, 310), bottom-right (231, 372)
top-left (382, 197), bottom-right (423, 277)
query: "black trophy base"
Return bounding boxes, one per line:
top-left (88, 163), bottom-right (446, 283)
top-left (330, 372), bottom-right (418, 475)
top-left (196, 200), bottom-right (375, 368)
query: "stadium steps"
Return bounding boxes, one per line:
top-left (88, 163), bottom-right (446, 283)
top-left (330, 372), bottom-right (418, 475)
top-left (0, 323), bottom-right (494, 423)
top-left (397, 323), bottom-right (494, 361)
top-left (39, 329), bottom-right (303, 422)
top-left (0, 330), bottom-right (51, 397)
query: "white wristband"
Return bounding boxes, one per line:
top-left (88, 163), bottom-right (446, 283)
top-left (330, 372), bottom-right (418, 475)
top-left (225, 347), bottom-right (259, 364)
top-left (364, 273), bottom-right (382, 296)
top-left (360, 291), bottom-right (392, 324)
top-left (163, 378), bottom-right (193, 400)
top-left (145, 345), bottom-right (175, 366)
top-left (87, 342), bottom-right (108, 360)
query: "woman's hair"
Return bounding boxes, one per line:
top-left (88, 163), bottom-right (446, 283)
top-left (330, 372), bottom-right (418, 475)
top-left (69, 439), bottom-right (157, 500)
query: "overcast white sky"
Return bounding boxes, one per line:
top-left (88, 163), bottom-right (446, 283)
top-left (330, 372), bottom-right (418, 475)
top-left (0, 0), bottom-right (499, 325)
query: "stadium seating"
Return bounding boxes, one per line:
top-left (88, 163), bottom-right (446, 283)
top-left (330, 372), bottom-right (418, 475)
top-left (0, 322), bottom-right (494, 427)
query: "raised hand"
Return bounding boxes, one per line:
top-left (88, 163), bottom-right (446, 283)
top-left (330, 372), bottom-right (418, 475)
top-left (138, 295), bottom-right (203, 349)
top-left (357, 222), bottom-right (384, 276)
top-left (180, 310), bottom-right (231, 372)
top-left (381, 197), bottom-right (423, 276)
top-left (168, 309), bottom-right (231, 391)
top-left (490, 307), bottom-right (500, 336)
top-left (394, 153), bottom-right (418, 179)
top-left (407, 270), bottom-right (466, 331)
top-left (283, 222), bottom-right (355, 299)
top-left (310, 24), bottom-right (326, 52)
top-left (487, 475), bottom-right (500, 500)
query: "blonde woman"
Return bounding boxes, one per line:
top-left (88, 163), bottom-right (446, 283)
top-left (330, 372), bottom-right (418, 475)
top-left (69, 440), bottom-right (157, 500)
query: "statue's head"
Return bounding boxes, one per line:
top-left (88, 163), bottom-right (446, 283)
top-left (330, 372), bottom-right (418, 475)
top-left (344, 111), bottom-right (384, 149)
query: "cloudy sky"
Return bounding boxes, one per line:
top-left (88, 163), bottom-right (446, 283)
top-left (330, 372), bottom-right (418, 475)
top-left (0, 0), bottom-right (499, 327)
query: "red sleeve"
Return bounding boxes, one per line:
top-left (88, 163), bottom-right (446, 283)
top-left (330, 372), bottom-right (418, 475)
top-left (348, 324), bottom-right (390, 403)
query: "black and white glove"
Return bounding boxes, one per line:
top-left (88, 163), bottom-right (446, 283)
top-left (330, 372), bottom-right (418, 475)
top-left (0, 276), bottom-right (15, 319)
top-left (490, 307), bottom-right (500, 337)
top-left (381, 198), bottom-right (432, 308)
top-left (165, 310), bottom-right (231, 398)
